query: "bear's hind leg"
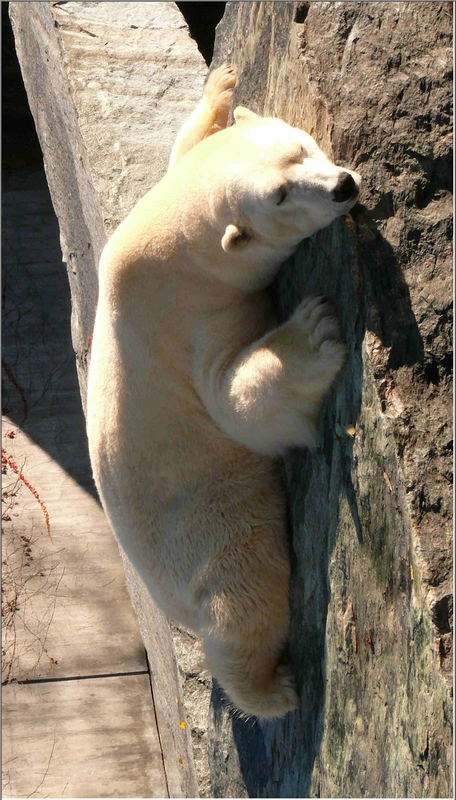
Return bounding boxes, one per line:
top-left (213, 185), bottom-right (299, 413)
top-left (168, 64), bottom-right (237, 168)
top-left (197, 524), bottom-right (298, 718)
top-left (204, 632), bottom-right (298, 719)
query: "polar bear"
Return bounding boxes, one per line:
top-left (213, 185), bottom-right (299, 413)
top-left (87, 64), bottom-right (360, 718)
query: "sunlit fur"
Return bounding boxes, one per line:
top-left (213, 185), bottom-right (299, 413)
top-left (87, 65), bottom-right (360, 718)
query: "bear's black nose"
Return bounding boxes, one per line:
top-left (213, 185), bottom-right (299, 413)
top-left (332, 172), bottom-right (357, 203)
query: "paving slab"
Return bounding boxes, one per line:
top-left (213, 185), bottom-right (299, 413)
top-left (2, 675), bottom-right (168, 799)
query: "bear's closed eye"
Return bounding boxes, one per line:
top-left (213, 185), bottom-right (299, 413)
top-left (276, 186), bottom-right (288, 205)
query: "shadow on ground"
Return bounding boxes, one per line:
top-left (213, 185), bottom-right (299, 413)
top-left (2, 170), bottom-right (98, 500)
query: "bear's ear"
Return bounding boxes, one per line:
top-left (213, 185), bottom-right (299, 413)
top-left (233, 106), bottom-right (261, 123)
top-left (221, 224), bottom-right (252, 252)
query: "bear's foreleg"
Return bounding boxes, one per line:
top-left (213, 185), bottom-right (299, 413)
top-left (168, 63), bottom-right (237, 169)
top-left (198, 296), bottom-right (345, 455)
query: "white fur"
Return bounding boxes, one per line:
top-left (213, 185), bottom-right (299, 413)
top-left (87, 65), bottom-right (360, 718)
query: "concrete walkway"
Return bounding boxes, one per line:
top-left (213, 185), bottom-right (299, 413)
top-left (2, 172), bottom-right (168, 798)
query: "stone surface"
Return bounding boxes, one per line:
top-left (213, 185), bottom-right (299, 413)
top-left (120, 558), bottom-right (199, 799)
top-left (3, 675), bottom-right (167, 799)
top-left (1, 180), bottom-right (147, 682)
top-left (10, 1), bottom-right (452, 798)
top-left (9, 0), bottom-right (207, 406)
top-left (209, 1), bottom-right (453, 797)
top-left (1, 175), bottom-right (167, 798)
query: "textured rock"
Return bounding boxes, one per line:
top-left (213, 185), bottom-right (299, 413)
top-left (11, 1), bottom-right (452, 797)
top-left (209, 1), bottom-right (453, 797)
top-left (9, 0), bottom-right (207, 407)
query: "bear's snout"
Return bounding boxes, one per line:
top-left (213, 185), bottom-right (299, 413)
top-left (332, 171), bottom-right (358, 203)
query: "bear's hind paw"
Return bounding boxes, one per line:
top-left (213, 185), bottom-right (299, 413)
top-left (204, 64), bottom-right (237, 130)
top-left (205, 63), bottom-right (238, 104)
top-left (227, 664), bottom-right (299, 720)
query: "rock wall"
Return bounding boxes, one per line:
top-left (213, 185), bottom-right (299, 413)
top-left (210, 3), bottom-right (453, 797)
top-left (10, 1), bottom-right (452, 797)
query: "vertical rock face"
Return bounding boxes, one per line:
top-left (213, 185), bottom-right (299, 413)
top-left (9, 0), bottom-right (208, 408)
top-left (210, 2), bottom-right (452, 797)
top-left (10, 1), bottom-right (452, 797)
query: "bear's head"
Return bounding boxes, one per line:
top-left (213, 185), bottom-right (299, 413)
top-left (191, 107), bottom-right (360, 288)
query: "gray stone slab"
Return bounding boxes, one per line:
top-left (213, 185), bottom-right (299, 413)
top-left (2, 674), bottom-right (168, 799)
top-left (120, 557), bottom-right (201, 799)
top-left (49, 0), bottom-right (207, 232)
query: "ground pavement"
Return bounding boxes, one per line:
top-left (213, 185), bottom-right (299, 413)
top-left (2, 170), bottom-right (168, 799)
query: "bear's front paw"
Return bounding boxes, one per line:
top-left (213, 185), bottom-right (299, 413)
top-left (289, 295), bottom-right (346, 392)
